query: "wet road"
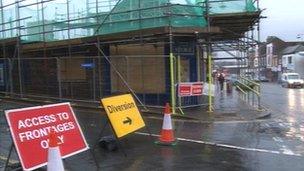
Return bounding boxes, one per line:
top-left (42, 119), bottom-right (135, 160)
top-left (1, 84), bottom-right (304, 171)
top-left (261, 83), bottom-right (304, 120)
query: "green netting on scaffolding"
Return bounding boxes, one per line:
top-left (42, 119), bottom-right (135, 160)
top-left (0, 0), bottom-right (257, 42)
top-left (196, 0), bottom-right (257, 14)
top-left (95, 0), bottom-right (207, 35)
top-left (0, 5), bottom-right (18, 40)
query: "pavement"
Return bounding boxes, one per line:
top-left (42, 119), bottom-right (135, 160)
top-left (0, 85), bottom-right (271, 122)
top-left (143, 84), bottom-right (271, 122)
top-left (174, 87), bottom-right (271, 121)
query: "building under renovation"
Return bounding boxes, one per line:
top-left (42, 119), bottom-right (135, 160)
top-left (0, 0), bottom-right (261, 109)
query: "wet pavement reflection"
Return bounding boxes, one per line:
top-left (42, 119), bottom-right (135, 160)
top-left (261, 83), bottom-right (304, 154)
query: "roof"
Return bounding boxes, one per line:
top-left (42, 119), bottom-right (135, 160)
top-left (281, 44), bottom-right (304, 55)
top-left (266, 36), bottom-right (285, 43)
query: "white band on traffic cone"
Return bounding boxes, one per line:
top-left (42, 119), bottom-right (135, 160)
top-left (47, 147), bottom-right (64, 171)
top-left (162, 113), bottom-right (173, 130)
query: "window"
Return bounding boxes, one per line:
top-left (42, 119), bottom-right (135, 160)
top-left (288, 75), bottom-right (299, 80)
top-left (288, 56), bottom-right (292, 64)
top-left (267, 47), bottom-right (271, 55)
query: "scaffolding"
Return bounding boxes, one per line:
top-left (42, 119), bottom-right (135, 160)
top-left (0, 0), bottom-right (258, 41)
top-left (0, 0), bottom-right (262, 110)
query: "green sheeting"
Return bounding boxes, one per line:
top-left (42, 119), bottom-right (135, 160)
top-left (200, 0), bottom-right (257, 14)
top-left (95, 0), bottom-right (207, 35)
top-left (0, 0), bottom-right (257, 42)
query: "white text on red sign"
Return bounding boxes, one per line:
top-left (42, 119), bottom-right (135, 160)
top-left (178, 82), bottom-right (204, 97)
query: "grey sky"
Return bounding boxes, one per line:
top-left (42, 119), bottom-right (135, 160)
top-left (260, 0), bottom-right (304, 42)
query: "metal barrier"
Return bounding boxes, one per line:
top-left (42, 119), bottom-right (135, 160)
top-left (235, 76), bottom-right (261, 110)
top-left (0, 56), bottom-right (208, 109)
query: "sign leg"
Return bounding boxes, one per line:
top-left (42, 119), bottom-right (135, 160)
top-left (91, 118), bottom-right (110, 170)
top-left (146, 125), bottom-right (154, 142)
top-left (4, 143), bottom-right (14, 171)
top-left (89, 148), bottom-right (100, 171)
top-left (115, 138), bottom-right (127, 157)
top-left (105, 116), bottom-right (128, 157)
top-left (142, 117), bottom-right (154, 142)
top-left (93, 119), bottom-right (109, 150)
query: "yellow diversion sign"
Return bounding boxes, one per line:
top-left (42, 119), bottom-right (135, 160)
top-left (101, 94), bottom-right (145, 138)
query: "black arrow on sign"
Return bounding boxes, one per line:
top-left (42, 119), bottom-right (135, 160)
top-left (123, 117), bottom-right (132, 125)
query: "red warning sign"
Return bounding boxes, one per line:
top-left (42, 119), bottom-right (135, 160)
top-left (192, 83), bottom-right (203, 96)
top-left (5, 103), bottom-right (89, 171)
top-left (178, 83), bottom-right (192, 96)
top-left (178, 82), bottom-right (204, 97)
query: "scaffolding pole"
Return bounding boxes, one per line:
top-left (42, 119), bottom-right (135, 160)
top-left (257, 0), bottom-right (261, 80)
top-left (206, 0), bottom-right (213, 112)
top-left (168, 2), bottom-right (176, 114)
top-left (16, 0), bottom-right (23, 97)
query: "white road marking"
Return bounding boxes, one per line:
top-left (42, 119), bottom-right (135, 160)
top-left (280, 145), bottom-right (297, 156)
top-left (146, 116), bottom-right (269, 124)
top-left (295, 134), bottom-right (304, 142)
top-left (273, 137), bottom-right (283, 143)
top-left (206, 120), bottom-right (269, 124)
top-left (135, 132), bottom-right (302, 157)
top-left (264, 123), bottom-right (270, 127)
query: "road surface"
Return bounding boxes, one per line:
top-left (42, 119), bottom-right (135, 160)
top-left (1, 83), bottom-right (304, 171)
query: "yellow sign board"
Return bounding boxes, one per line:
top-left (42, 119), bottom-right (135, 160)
top-left (101, 94), bottom-right (145, 138)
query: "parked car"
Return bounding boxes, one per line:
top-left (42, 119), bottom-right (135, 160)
top-left (259, 76), bottom-right (269, 82)
top-left (281, 73), bottom-right (304, 88)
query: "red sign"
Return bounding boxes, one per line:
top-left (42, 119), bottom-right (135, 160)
top-left (178, 82), bottom-right (204, 97)
top-left (5, 103), bottom-right (89, 171)
top-left (178, 84), bottom-right (192, 96)
top-left (192, 83), bottom-right (203, 96)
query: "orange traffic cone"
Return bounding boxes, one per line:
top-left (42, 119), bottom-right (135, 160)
top-left (47, 131), bottom-right (64, 171)
top-left (155, 103), bottom-right (177, 145)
